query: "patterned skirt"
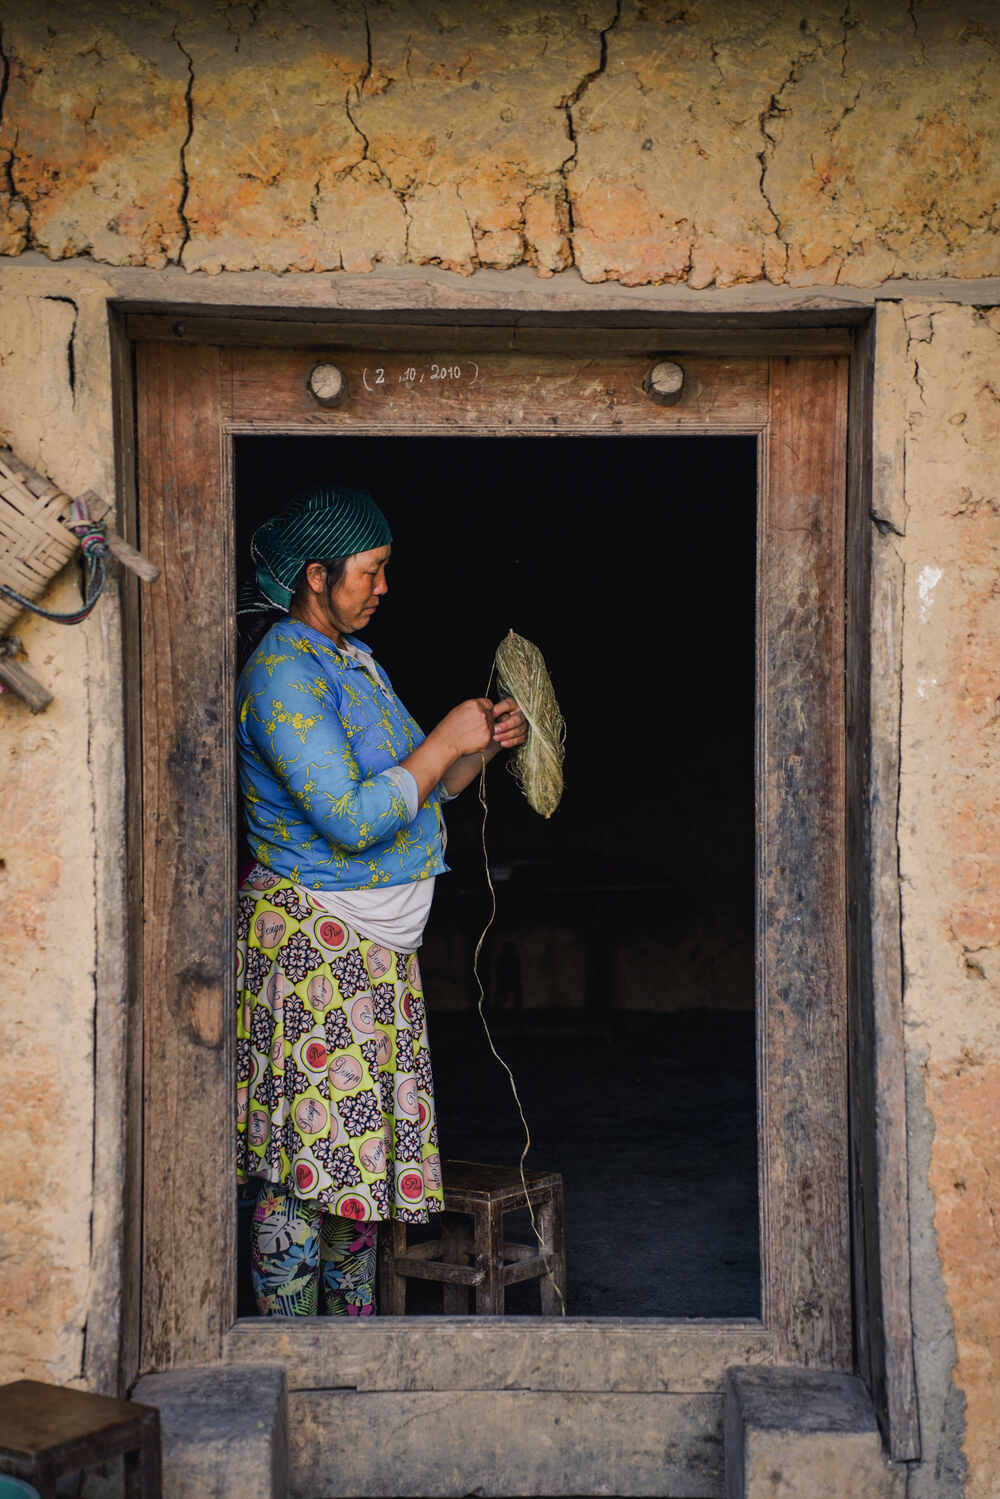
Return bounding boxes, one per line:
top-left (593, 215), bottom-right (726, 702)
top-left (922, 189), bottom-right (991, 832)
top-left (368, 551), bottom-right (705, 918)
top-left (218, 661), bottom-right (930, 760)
top-left (236, 866), bottom-right (444, 1224)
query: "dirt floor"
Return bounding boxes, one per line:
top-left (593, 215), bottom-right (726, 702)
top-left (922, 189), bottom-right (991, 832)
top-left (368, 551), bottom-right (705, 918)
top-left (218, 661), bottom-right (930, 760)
top-left (418, 1007), bottom-right (759, 1318)
top-left (238, 1007), bottom-right (759, 1319)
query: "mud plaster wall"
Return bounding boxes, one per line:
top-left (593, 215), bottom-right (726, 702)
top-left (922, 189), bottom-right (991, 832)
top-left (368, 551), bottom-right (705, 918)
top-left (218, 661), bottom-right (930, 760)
top-left (0, 2), bottom-right (998, 1496)
top-left (2, 273), bottom-right (998, 1499)
top-left (874, 299), bottom-right (1000, 1499)
top-left (0, 0), bottom-right (999, 286)
top-left (0, 274), bottom-right (127, 1394)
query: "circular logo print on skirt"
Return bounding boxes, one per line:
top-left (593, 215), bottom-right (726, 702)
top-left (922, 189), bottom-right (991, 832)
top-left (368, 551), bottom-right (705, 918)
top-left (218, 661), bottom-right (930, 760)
top-left (254, 911), bottom-right (286, 949)
top-left (328, 1054), bottom-right (364, 1092)
top-left (337, 1192), bottom-right (368, 1220)
top-left (350, 995), bottom-right (375, 1035)
top-left (315, 916), bottom-right (349, 952)
top-left (303, 1039), bottom-right (328, 1072)
top-left (365, 943), bottom-right (393, 979)
top-left (417, 1096), bottom-right (430, 1130)
top-left (423, 1153), bottom-right (442, 1190)
top-left (266, 970), bottom-right (292, 1010)
top-left (374, 1029), bottom-right (393, 1066)
top-left (294, 1096), bottom-right (329, 1135)
top-left (398, 1169), bottom-right (425, 1203)
top-left (248, 1109), bottom-right (269, 1146)
top-left (295, 1159), bottom-right (318, 1194)
top-left (307, 973), bottom-right (334, 1011)
top-left (359, 1135), bottom-right (387, 1173)
top-left (400, 991), bottom-right (413, 1024)
top-left (396, 1077), bottom-right (418, 1116)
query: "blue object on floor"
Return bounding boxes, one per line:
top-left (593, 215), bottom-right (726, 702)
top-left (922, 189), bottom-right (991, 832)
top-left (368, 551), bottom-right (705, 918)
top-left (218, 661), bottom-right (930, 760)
top-left (0, 1477), bottom-right (41, 1498)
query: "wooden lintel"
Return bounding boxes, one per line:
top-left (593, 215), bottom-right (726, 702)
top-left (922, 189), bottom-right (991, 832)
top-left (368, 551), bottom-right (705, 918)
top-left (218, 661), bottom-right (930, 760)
top-left (124, 312), bottom-right (853, 357)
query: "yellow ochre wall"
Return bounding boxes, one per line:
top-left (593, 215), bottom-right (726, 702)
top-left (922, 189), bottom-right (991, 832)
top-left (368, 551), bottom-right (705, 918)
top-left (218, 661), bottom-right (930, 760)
top-left (0, 4), bottom-right (997, 1497)
top-left (1, 1), bottom-right (998, 283)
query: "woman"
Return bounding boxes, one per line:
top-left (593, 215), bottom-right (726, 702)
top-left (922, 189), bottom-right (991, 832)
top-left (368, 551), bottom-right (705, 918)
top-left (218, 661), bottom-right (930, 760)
top-left (235, 486), bottom-right (525, 1316)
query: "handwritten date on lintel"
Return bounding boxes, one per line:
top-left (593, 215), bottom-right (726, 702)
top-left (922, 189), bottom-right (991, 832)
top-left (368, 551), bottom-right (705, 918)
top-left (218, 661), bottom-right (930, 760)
top-left (360, 362), bottom-right (479, 392)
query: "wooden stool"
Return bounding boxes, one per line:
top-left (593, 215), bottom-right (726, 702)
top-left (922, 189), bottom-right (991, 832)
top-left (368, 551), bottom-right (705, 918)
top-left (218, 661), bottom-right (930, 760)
top-left (0, 1381), bottom-right (161, 1499)
top-left (380, 1159), bottom-right (566, 1316)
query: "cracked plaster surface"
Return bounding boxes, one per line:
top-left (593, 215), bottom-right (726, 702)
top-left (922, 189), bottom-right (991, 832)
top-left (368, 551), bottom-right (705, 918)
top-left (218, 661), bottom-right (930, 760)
top-left (0, 6), bottom-right (190, 265)
top-left (0, 0), bottom-right (997, 284)
top-left (0, 283), bottom-right (120, 1390)
top-left (890, 299), bottom-right (1000, 1498)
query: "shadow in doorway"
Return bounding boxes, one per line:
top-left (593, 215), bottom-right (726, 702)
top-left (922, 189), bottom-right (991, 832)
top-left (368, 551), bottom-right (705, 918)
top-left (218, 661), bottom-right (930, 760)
top-left (235, 431), bottom-right (760, 1320)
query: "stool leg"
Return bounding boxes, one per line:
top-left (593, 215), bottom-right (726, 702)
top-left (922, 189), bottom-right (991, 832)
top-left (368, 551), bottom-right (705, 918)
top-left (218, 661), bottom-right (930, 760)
top-left (124, 1447), bottom-right (142, 1499)
top-left (125, 1429), bottom-right (162, 1499)
top-left (440, 1213), bottom-right (473, 1315)
top-left (379, 1219), bottom-right (409, 1315)
top-left (537, 1184), bottom-right (567, 1316)
top-left (474, 1199), bottom-right (504, 1316)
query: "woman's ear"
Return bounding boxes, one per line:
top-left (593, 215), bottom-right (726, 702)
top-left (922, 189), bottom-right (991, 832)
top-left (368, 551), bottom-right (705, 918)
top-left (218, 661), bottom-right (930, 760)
top-left (304, 561), bottom-right (329, 594)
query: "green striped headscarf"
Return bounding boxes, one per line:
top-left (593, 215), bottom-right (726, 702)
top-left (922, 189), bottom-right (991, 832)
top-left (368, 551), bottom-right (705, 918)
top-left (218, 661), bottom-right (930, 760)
top-left (250, 487), bottom-right (392, 611)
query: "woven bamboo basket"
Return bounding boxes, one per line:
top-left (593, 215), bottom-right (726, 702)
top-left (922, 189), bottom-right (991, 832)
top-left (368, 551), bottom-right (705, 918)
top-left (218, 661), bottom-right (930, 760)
top-left (0, 445), bottom-right (110, 635)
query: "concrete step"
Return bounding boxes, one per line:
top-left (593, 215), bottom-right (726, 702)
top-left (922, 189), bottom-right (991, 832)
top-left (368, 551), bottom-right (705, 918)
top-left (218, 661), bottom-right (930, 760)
top-left (725, 1367), bottom-right (907, 1499)
top-left (132, 1366), bottom-right (287, 1499)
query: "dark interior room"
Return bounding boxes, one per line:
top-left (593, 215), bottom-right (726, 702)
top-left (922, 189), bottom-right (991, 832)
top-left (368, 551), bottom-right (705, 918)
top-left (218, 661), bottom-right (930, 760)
top-left (235, 432), bottom-right (760, 1319)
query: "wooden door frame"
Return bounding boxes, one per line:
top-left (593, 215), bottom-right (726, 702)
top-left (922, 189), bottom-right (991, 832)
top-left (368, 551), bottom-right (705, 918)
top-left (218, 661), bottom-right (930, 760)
top-left (113, 305), bottom-right (917, 1468)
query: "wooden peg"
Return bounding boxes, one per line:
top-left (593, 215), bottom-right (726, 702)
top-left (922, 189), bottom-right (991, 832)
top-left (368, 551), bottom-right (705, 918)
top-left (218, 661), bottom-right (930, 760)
top-left (77, 491), bottom-right (161, 582)
top-left (307, 362), bottom-right (347, 408)
top-left (105, 531), bottom-right (161, 583)
top-left (0, 638), bottom-right (53, 712)
top-left (643, 360), bottom-right (685, 406)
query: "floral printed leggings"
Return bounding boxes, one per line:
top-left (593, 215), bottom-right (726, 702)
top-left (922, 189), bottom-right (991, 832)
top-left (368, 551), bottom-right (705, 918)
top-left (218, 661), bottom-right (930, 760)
top-left (251, 1182), bottom-right (378, 1316)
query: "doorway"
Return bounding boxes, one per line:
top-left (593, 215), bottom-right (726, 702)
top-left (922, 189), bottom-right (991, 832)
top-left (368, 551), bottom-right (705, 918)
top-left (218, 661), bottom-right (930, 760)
top-left (133, 336), bottom-right (851, 1494)
top-left (233, 432), bottom-right (759, 1318)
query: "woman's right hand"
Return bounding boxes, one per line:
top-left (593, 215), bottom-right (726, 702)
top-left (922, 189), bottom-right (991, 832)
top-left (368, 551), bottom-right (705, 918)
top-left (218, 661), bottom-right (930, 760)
top-left (401, 699), bottom-right (495, 807)
top-left (435, 698), bottom-right (495, 758)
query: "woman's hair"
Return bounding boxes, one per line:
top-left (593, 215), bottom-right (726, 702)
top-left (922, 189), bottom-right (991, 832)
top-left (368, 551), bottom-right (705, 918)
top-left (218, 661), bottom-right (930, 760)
top-left (237, 557), bottom-right (348, 669)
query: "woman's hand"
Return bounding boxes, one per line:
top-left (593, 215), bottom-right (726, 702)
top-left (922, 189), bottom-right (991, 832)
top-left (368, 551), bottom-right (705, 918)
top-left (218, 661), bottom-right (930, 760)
top-left (491, 697), bottom-right (527, 752)
top-left (437, 697), bottom-right (496, 758)
top-left (439, 697), bottom-right (527, 797)
top-left (402, 697), bottom-right (527, 805)
top-left (401, 699), bottom-right (493, 805)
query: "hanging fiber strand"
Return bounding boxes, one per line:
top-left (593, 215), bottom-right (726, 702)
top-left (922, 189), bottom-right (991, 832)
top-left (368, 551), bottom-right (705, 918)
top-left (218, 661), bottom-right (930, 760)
top-left (494, 629), bottom-right (565, 820)
top-left (470, 629), bottom-right (568, 1315)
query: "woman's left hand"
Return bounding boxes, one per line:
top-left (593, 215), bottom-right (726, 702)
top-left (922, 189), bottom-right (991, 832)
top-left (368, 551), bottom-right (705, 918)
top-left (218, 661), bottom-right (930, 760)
top-left (492, 697), bottom-right (527, 751)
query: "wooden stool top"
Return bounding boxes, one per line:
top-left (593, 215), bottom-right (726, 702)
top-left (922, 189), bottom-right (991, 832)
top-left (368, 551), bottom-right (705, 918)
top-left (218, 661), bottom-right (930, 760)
top-left (0, 1381), bottom-right (157, 1461)
top-left (443, 1159), bottom-right (562, 1210)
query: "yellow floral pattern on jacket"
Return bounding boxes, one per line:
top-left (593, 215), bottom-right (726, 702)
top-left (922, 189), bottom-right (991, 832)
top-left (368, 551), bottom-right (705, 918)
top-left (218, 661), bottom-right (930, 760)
top-left (237, 620), bottom-right (447, 890)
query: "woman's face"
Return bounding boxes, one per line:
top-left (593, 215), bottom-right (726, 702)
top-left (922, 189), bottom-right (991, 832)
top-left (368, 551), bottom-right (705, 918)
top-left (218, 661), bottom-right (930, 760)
top-left (303, 546), bottom-right (390, 642)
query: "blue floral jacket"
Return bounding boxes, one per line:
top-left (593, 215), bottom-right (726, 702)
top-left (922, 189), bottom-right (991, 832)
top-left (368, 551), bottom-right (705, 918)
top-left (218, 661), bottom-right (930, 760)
top-left (236, 619), bottom-right (447, 890)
